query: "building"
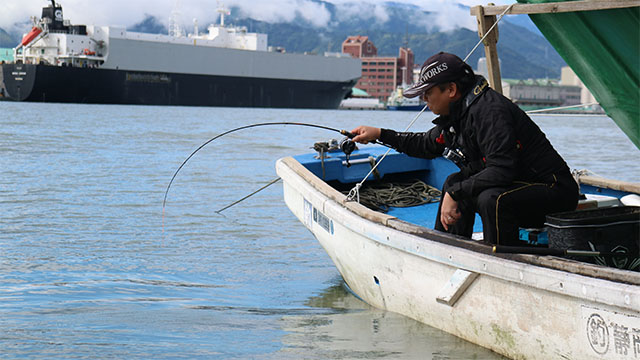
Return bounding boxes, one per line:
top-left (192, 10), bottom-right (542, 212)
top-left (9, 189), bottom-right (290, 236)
top-left (339, 88), bottom-right (385, 110)
top-left (502, 79), bottom-right (581, 108)
top-left (476, 57), bottom-right (502, 80)
top-left (473, 57), bottom-right (587, 110)
top-left (560, 66), bottom-right (600, 109)
top-left (342, 36), bottom-right (414, 103)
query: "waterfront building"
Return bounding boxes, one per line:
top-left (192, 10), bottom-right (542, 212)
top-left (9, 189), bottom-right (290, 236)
top-left (475, 57), bottom-right (588, 110)
top-left (502, 78), bottom-right (582, 109)
top-left (339, 87), bottom-right (385, 110)
top-left (342, 36), bottom-right (414, 103)
top-left (560, 66), bottom-right (600, 110)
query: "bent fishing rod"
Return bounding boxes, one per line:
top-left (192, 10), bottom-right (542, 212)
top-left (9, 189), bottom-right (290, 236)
top-left (162, 121), bottom-right (385, 213)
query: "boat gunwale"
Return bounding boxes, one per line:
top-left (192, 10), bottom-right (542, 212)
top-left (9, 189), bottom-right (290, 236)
top-left (278, 156), bottom-right (640, 287)
top-left (578, 174), bottom-right (640, 194)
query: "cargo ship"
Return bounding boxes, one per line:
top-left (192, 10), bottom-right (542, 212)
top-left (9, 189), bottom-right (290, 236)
top-left (0, 1), bottom-right (361, 109)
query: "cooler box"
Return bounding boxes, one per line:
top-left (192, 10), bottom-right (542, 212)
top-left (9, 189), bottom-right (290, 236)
top-left (545, 206), bottom-right (640, 260)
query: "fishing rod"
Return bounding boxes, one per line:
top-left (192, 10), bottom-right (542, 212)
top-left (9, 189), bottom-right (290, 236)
top-left (493, 245), bottom-right (637, 258)
top-left (162, 121), bottom-right (362, 213)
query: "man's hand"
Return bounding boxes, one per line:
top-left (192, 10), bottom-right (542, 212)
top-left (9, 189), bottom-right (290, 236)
top-left (440, 192), bottom-right (461, 231)
top-left (350, 126), bottom-right (381, 144)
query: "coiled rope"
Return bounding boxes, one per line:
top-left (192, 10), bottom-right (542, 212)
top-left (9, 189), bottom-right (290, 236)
top-left (345, 180), bottom-right (441, 213)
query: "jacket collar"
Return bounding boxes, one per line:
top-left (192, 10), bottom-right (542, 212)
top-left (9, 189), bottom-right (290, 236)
top-left (432, 75), bottom-right (490, 128)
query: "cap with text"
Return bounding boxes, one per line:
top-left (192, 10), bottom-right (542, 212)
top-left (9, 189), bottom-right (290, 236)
top-left (403, 52), bottom-right (472, 98)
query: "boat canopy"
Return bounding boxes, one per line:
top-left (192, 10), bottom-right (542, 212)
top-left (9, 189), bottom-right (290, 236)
top-left (516, 0), bottom-right (640, 149)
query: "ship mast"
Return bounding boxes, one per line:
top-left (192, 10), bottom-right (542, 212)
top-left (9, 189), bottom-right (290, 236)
top-left (217, 2), bottom-right (230, 27)
top-left (169, 0), bottom-right (184, 37)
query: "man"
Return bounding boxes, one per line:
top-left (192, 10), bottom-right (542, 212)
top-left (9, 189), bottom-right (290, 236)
top-left (351, 52), bottom-right (579, 245)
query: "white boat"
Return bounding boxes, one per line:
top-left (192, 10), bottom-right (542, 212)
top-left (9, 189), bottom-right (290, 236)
top-left (276, 147), bottom-right (639, 359)
top-left (276, 1), bottom-right (640, 358)
top-left (386, 86), bottom-right (426, 111)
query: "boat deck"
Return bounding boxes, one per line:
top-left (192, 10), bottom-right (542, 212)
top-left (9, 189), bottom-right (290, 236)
top-left (387, 203), bottom-right (483, 234)
top-left (295, 146), bottom-right (490, 238)
top-left (293, 145), bottom-right (639, 251)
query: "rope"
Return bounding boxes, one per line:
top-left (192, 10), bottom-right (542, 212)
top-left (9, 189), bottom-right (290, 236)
top-left (463, 3), bottom-right (515, 62)
top-left (525, 102), bottom-right (599, 114)
top-left (345, 180), bottom-right (441, 213)
top-left (346, 105), bottom-right (429, 202)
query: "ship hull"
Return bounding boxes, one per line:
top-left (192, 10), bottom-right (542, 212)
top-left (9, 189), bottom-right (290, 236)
top-left (386, 104), bottom-right (426, 111)
top-left (1, 63), bottom-right (356, 109)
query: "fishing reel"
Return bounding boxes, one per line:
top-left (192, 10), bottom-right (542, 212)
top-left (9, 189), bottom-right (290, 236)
top-left (443, 147), bottom-right (467, 166)
top-left (340, 137), bottom-right (357, 167)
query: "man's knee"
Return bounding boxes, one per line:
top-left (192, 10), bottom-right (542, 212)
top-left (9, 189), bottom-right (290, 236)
top-left (475, 188), bottom-right (500, 214)
top-left (442, 172), bottom-right (464, 192)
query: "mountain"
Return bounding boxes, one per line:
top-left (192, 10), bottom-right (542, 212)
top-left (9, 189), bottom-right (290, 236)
top-left (0, 28), bottom-right (17, 48)
top-left (151, 1), bottom-right (563, 78)
top-left (219, 17), bottom-right (565, 78)
top-left (1, 1), bottom-right (565, 78)
top-left (127, 14), bottom-right (167, 34)
top-left (505, 14), bottom-right (543, 35)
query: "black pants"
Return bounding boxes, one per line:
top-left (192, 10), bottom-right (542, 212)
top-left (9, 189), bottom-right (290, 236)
top-left (435, 171), bottom-right (580, 245)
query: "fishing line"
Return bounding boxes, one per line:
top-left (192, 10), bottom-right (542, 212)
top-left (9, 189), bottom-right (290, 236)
top-left (162, 122), bottom-right (357, 229)
top-left (215, 177), bottom-right (282, 214)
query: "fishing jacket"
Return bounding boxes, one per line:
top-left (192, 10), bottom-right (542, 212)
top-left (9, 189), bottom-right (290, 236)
top-left (379, 75), bottom-right (572, 202)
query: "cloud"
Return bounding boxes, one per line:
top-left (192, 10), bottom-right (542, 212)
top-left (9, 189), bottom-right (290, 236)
top-left (297, 1), bottom-right (332, 27)
top-left (424, 1), bottom-right (477, 32)
top-left (229, 0), bottom-right (331, 27)
top-left (0, 2), bottom-right (40, 32)
top-left (330, 0), bottom-right (515, 31)
top-left (0, 0), bottom-right (516, 33)
top-left (334, 3), bottom-right (389, 24)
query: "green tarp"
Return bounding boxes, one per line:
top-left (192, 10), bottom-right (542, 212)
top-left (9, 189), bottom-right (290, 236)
top-left (516, 0), bottom-right (640, 149)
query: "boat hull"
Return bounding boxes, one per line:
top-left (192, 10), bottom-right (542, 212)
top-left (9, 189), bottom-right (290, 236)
top-left (386, 104), bottom-right (426, 111)
top-left (276, 155), bottom-right (640, 360)
top-left (0, 63), bottom-right (356, 109)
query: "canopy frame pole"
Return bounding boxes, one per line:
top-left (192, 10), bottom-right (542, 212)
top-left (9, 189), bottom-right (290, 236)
top-left (475, 6), bottom-right (502, 94)
top-left (471, 0), bottom-right (640, 17)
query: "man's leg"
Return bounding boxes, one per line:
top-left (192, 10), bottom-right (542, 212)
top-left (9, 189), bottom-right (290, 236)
top-left (476, 184), bottom-right (547, 245)
top-left (475, 175), bottom-right (579, 245)
top-left (435, 172), bottom-right (476, 238)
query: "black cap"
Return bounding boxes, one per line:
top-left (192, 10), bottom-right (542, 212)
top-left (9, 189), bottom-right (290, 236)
top-left (403, 52), bottom-right (473, 98)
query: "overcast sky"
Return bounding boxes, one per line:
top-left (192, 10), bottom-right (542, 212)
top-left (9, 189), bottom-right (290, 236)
top-left (1, 0), bottom-right (514, 33)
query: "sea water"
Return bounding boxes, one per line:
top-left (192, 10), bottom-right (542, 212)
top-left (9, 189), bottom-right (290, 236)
top-left (0, 102), bottom-right (637, 359)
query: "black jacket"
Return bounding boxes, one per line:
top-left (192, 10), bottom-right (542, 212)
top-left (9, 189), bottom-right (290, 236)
top-left (379, 76), bottom-right (571, 202)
